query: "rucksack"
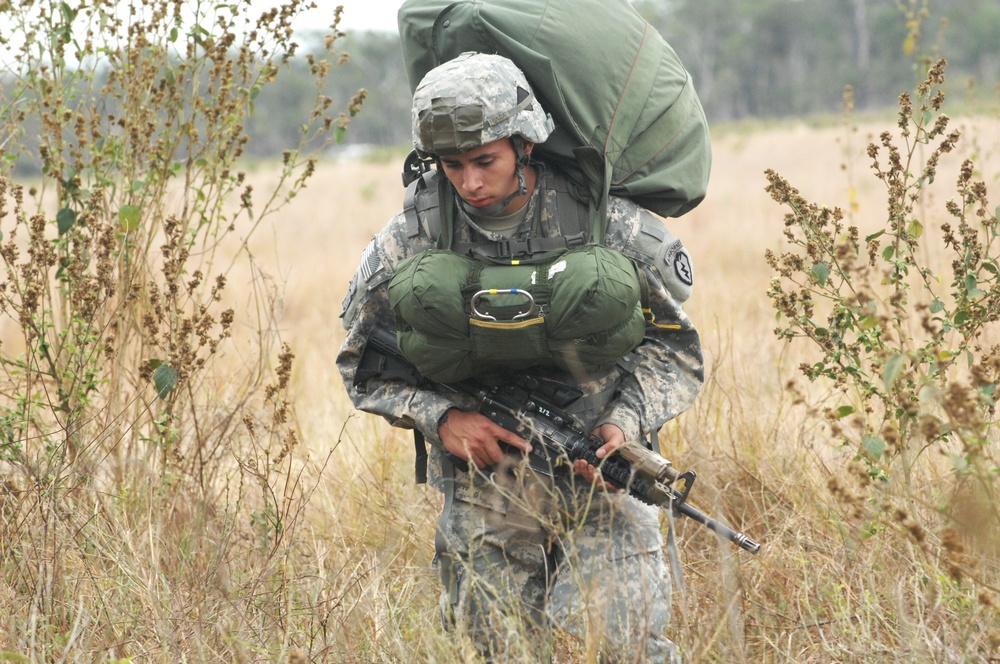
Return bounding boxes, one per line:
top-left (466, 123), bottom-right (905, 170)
top-left (397, 0), bottom-right (711, 225)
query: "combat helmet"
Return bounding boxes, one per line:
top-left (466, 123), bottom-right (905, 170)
top-left (411, 52), bottom-right (554, 157)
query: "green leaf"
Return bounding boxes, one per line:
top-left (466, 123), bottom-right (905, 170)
top-left (907, 219), bottom-right (923, 238)
top-left (882, 245), bottom-right (895, 260)
top-left (865, 230), bottom-right (886, 242)
top-left (57, 207), bottom-right (77, 235)
top-left (930, 299), bottom-right (944, 314)
top-left (883, 353), bottom-right (905, 390)
top-left (118, 205), bottom-right (141, 232)
top-left (0, 653), bottom-right (30, 663)
top-left (811, 262), bottom-right (830, 286)
top-left (963, 273), bottom-right (984, 298)
top-left (153, 364), bottom-right (178, 399)
top-left (834, 405), bottom-right (855, 419)
top-left (859, 316), bottom-right (880, 330)
top-left (863, 436), bottom-right (886, 460)
top-left (335, 125), bottom-right (347, 144)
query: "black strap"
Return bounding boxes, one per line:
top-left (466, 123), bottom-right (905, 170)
top-left (452, 232), bottom-right (586, 261)
top-left (413, 429), bottom-right (428, 484)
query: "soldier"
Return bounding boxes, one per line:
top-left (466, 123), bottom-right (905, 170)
top-left (337, 52), bottom-right (702, 662)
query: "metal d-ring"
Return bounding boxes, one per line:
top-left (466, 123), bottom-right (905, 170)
top-left (470, 288), bottom-right (536, 322)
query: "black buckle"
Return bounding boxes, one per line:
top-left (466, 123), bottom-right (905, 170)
top-left (495, 239), bottom-right (512, 259)
top-left (401, 150), bottom-right (433, 187)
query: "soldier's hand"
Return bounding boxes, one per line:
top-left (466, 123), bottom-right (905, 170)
top-left (437, 408), bottom-right (532, 469)
top-left (573, 423), bottom-right (624, 492)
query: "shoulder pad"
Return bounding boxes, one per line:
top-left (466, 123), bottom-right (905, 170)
top-left (341, 208), bottom-right (437, 325)
top-left (608, 201), bottom-right (694, 302)
top-left (340, 234), bottom-right (387, 325)
top-left (403, 170), bottom-right (444, 242)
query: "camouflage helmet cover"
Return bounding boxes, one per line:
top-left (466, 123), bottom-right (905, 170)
top-left (412, 52), bottom-right (555, 156)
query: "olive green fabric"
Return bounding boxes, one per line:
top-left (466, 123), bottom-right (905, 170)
top-left (398, 0), bottom-right (711, 220)
top-left (388, 245), bottom-right (646, 382)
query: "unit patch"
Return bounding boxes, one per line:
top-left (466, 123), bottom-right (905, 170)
top-left (674, 251), bottom-right (693, 286)
top-left (663, 240), bottom-right (693, 287)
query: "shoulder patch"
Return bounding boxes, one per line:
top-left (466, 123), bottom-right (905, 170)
top-left (664, 240), bottom-right (694, 286)
top-left (341, 236), bottom-right (385, 323)
top-left (359, 239), bottom-right (383, 284)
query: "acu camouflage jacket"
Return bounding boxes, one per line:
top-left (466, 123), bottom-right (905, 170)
top-left (336, 165), bottom-right (704, 488)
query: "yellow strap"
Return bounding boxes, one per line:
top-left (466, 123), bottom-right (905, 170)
top-left (643, 308), bottom-right (681, 330)
top-left (469, 317), bottom-right (545, 330)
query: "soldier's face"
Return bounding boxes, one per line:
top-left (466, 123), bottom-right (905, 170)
top-left (439, 138), bottom-right (532, 215)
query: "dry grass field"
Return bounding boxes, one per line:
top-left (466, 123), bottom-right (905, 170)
top-left (3, 112), bottom-right (1000, 661)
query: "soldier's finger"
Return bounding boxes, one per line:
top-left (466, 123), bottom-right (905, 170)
top-left (593, 444), bottom-right (608, 459)
top-left (497, 428), bottom-right (532, 454)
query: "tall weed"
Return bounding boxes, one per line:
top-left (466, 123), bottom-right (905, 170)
top-left (0, 0), bottom-right (362, 658)
top-left (765, 55), bottom-right (1000, 656)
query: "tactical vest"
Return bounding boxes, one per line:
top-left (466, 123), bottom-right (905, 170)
top-left (388, 167), bottom-right (647, 383)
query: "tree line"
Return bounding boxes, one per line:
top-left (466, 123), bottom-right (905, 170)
top-left (3, 0), bottom-right (997, 164)
top-left (288, 0), bottom-right (997, 154)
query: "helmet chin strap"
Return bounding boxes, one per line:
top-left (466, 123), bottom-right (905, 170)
top-left (458, 137), bottom-right (531, 218)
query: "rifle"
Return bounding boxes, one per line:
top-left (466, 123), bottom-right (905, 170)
top-left (355, 324), bottom-right (761, 554)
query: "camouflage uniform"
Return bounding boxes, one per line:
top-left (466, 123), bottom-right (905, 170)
top-left (336, 53), bottom-right (702, 663)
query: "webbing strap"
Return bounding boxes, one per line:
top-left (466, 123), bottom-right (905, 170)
top-left (435, 455), bottom-right (460, 605)
top-left (413, 429), bottom-right (429, 484)
top-left (403, 170), bottom-right (439, 239)
top-left (452, 232), bottom-right (585, 260)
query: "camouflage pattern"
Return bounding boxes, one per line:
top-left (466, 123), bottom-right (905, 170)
top-left (337, 165), bottom-right (702, 662)
top-left (436, 460), bottom-right (681, 662)
top-left (412, 52), bottom-right (555, 156)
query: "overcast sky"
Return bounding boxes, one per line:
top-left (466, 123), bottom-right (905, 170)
top-left (254, 0), bottom-right (400, 34)
top-left (0, 1), bottom-right (400, 62)
top-left (338, 0), bottom-right (400, 33)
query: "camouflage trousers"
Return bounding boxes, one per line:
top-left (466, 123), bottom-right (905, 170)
top-left (433, 457), bottom-right (682, 663)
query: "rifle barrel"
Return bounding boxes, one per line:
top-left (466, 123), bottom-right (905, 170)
top-left (674, 500), bottom-right (761, 554)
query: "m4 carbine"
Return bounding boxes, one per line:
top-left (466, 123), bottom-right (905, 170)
top-left (356, 324), bottom-right (761, 554)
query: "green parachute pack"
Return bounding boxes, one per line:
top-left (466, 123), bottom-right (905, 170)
top-left (388, 243), bottom-right (647, 382)
top-left (397, 0), bottom-right (712, 221)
